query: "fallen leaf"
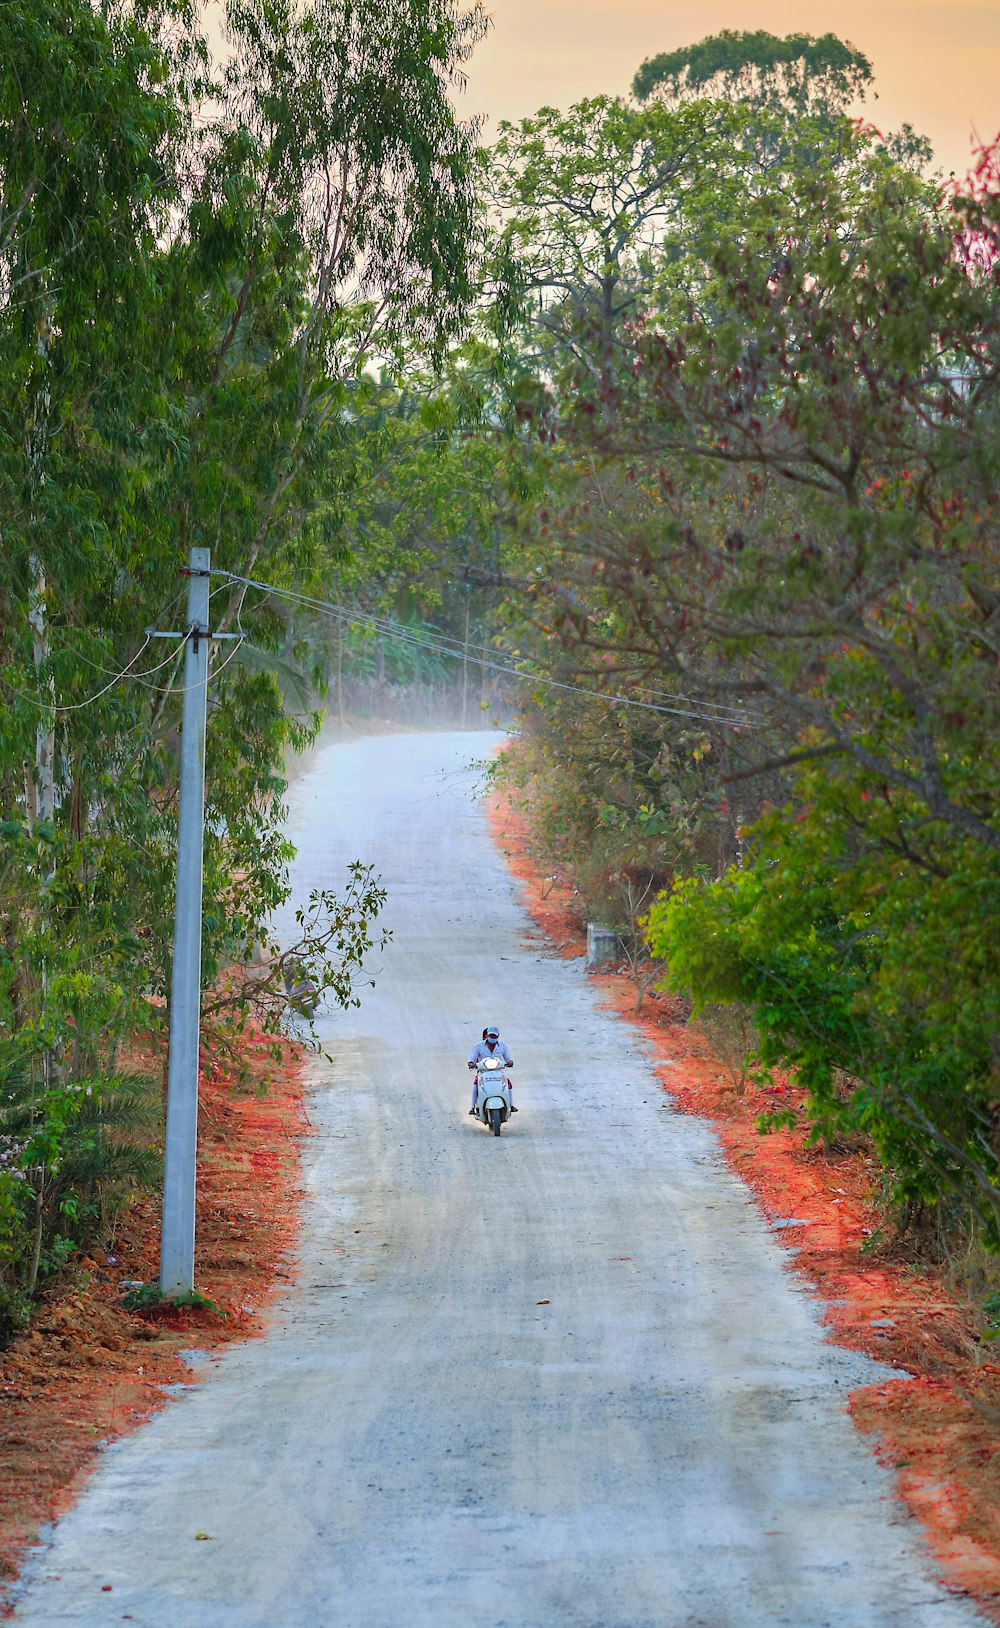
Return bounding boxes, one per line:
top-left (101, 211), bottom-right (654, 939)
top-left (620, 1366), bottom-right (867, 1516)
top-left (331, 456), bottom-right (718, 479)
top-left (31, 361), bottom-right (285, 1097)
top-left (195, 1532), bottom-right (213, 1541)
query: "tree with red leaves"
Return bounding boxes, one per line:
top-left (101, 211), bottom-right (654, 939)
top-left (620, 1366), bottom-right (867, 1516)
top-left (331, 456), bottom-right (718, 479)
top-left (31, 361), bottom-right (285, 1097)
top-left (496, 113), bottom-right (1000, 1244)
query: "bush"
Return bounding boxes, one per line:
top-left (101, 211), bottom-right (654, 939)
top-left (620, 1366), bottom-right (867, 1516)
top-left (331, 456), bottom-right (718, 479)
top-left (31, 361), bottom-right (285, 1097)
top-left (0, 1062), bottom-right (161, 1341)
top-left (646, 773), bottom-right (1000, 1241)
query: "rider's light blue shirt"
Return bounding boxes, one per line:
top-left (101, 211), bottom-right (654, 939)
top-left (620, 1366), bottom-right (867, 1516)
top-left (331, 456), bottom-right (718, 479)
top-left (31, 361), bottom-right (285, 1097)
top-left (469, 1039), bottom-right (513, 1067)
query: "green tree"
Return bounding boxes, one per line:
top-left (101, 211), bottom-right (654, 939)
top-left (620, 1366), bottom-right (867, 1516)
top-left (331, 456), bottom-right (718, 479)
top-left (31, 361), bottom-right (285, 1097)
top-left (489, 95), bottom-right (732, 409)
top-left (647, 762), bottom-right (1000, 1240)
top-left (485, 96), bottom-right (999, 1245)
top-left (633, 29), bottom-right (873, 120)
top-left (503, 124), bottom-right (1000, 855)
top-left (0, 0), bottom-right (486, 1327)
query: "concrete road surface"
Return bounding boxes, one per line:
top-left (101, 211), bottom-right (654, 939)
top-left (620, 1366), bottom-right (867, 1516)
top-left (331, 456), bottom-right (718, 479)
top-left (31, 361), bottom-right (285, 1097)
top-left (10, 732), bottom-right (982, 1627)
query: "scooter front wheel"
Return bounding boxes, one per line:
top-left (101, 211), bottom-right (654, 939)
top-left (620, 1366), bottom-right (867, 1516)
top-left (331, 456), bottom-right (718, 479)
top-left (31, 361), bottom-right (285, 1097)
top-left (489, 1106), bottom-right (502, 1136)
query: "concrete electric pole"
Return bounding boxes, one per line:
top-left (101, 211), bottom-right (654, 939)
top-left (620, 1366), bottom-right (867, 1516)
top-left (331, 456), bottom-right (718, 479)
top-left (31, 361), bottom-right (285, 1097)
top-left (159, 547), bottom-right (211, 1297)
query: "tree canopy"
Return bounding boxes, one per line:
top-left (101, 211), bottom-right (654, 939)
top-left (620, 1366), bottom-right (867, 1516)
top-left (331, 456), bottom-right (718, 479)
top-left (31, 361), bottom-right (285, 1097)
top-left (632, 28), bottom-right (873, 118)
top-left (2, 6), bottom-right (998, 1327)
top-left (0, 0), bottom-right (484, 1330)
top-left (483, 64), bottom-right (1000, 1248)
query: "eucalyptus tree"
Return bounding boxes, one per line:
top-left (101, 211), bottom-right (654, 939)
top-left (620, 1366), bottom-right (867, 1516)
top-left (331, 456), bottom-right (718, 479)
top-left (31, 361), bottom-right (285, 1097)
top-left (0, 0), bottom-right (486, 1326)
top-left (632, 29), bottom-right (873, 119)
top-left (194, 0), bottom-right (485, 613)
top-left (488, 96), bottom-right (736, 412)
top-left (285, 340), bottom-right (544, 721)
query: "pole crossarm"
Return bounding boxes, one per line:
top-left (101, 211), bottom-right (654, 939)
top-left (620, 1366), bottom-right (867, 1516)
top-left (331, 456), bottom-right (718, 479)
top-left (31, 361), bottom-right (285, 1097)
top-left (146, 628), bottom-right (242, 640)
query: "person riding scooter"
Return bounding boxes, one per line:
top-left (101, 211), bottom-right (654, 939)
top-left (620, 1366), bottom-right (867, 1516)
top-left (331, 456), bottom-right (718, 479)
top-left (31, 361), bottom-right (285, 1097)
top-left (468, 1025), bottom-right (517, 1114)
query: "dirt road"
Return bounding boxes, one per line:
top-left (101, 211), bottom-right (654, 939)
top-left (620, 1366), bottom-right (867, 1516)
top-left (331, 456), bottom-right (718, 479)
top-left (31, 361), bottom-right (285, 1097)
top-left (10, 732), bottom-right (983, 1627)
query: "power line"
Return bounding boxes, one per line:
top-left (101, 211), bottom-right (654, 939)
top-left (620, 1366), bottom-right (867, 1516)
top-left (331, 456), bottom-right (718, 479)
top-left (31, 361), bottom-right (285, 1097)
top-left (4, 634), bottom-right (162, 714)
top-left (52, 631), bottom-right (190, 687)
top-left (120, 632), bottom-right (248, 699)
top-left (218, 570), bottom-right (763, 727)
top-left (212, 569), bottom-right (765, 730)
top-left (5, 621), bottom-right (245, 712)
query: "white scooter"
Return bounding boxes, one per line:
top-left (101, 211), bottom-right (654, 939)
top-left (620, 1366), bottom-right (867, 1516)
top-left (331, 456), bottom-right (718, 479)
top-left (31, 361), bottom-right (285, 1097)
top-left (472, 1055), bottom-right (513, 1136)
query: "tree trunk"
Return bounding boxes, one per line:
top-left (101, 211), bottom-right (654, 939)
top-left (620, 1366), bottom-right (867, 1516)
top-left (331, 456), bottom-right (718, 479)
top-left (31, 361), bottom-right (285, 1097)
top-left (336, 623), bottom-right (345, 726)
top-left (27, 318), bottom-right (55, 827)
top-left (27, 340), bottom-right (57, 1096)
top-left (600, 271), bottom-right (620, 428)
top-left (4, 913), bottom-right (23, 1031)
top-left (26, 1177), bottom-right (45, 1297)
top-left (461, 598), bottom-right (470, 729)
top-left (480, 610), bottom-right (490, 710)
top-left (376, 635), bottom-right (386, 713)
top-left (28, 560), bottom-right (55, 826)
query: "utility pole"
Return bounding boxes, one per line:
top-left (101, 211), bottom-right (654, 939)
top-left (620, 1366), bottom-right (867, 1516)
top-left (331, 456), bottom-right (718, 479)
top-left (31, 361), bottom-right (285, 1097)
top-left (159, 547), bottom-right (211, 1297)
top-left (460, 594), bottom-right (470, 729)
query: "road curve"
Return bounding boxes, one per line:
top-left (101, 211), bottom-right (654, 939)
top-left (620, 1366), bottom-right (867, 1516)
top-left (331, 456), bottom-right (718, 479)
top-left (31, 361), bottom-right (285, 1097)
top-left (10, 732), bottom-right (982, 1628)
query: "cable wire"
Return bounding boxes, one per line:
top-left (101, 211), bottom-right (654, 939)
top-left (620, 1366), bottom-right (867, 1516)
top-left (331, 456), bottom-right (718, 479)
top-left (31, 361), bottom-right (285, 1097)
top-left (227, 572), bottom-right (763, 727)
top-left (52, 631), bottom-right (190, 687)
top-left (6, 634), bottom-right (159, 714)
top-left (212, 569), bottom-right (765, 730)
top-left (6, 622), bottom-right (245, 711)
top-left (121, 630), bottom-right (248, 698)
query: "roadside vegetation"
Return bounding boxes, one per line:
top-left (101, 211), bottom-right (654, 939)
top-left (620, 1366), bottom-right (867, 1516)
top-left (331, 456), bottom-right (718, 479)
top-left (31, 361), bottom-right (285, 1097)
top-left (2, 6), bottom-right (997, 1347)
top-left (479, 36), bottom-right (1000, 1293)
top-left (0, 0), bottom-right (485, 1333)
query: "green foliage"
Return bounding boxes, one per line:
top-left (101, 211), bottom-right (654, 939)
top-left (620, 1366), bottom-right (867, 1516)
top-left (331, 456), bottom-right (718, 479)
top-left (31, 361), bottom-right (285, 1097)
top-left (204, 862), bottom-right (391, 1046)
top-left (299, 340), bottom-right (548, 722)
top-left (489, 94), bottom-right (737, 393)
top-left (646, 766), bottom-right (1000, 1238)
top-left (0, 1062), bottom-right (161, 1337)
top-left (982, 1292), bottom-right (1000, 1342)
top-left (633, 29), bottom-right (873, 119)
top-left (483, 49), bottom-right (998, 1252)
top-left (122, 1281), bottom-right (223, 1313)
top-left (496, 688), bottom-right (719, 908)
top-left (0, 0), bottom-right (483, 1324)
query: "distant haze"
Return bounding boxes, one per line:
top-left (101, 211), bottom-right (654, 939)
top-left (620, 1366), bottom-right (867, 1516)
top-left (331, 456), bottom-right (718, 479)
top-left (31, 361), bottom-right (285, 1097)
top-left (460, 0), bottom-right (1000, 179)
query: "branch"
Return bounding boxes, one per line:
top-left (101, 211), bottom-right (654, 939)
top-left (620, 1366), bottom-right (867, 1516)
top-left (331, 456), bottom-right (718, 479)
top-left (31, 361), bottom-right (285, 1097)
top-left (722, 744), bottom-right (847, 781)
top-left (209, 264), bottom-right (256, 390)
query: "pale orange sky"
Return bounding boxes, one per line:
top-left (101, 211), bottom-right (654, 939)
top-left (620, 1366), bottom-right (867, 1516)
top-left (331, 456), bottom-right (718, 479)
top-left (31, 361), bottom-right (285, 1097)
top-left (460, 0), bottom-right (1000, 176)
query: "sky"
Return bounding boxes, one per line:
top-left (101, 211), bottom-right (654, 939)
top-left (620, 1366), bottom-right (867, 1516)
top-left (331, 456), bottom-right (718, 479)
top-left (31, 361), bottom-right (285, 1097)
top-left (458, 0), bottom-right (1000, 178)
